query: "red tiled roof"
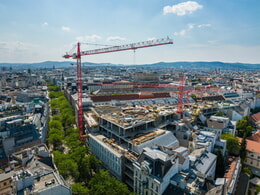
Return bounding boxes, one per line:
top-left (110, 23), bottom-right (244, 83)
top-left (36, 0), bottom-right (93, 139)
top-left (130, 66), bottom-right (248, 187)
top-left (90, 94), bottom-right (139, 102)
top-left (90, 92), bottom-right (170, 102)
top-left (224, 157), bottom-right (239, 186)
top-left (245, 138), bottom-right (260, 154)
top-left (248, 131), bottom-right (260, 142)
top-left (138, 92), bottom-right (154, 99)
top-left (153, 92), bottom-right (170, 98)
top-left (251, 112), bottom-right (260, 122)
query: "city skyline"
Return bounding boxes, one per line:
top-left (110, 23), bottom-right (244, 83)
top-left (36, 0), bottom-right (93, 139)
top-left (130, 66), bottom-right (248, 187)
top-left (0, 0), bottom-right (259, 64)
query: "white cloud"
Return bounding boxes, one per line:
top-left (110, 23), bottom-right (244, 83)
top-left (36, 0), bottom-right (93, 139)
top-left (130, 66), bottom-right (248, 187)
top-left (0, 41), bottom-right (35, 50)
top-left (188, 23), bottom-right (195, 30)
top-left (61, 26), bottom-right (70, 31)
top-left (198, 24), bottom-right (211, 28)
top-left (76, 34), bottom-right (102, 42)
top-left (0, 41), bottom-right (7, 48)
top-left (163, 1), bottom-right (203, 16)
top-left (208, 40), bottom-right (218, 44)
top-left (174, 22), bottom-right (210, 36)
top-left (42, 22), bottom-right (48, 27)
top-left (174, 23), bottom-right (195, 36)
top-left (106, 36), bottom-right (126, 42)
top-left (174, 29), bottom-right (186, 36)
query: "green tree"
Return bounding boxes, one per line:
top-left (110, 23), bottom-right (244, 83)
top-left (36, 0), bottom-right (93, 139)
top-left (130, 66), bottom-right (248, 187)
top-left (48, 85), bottom-right (60, 92)
top-left (77, 156), bottom-right (92, 184)
top-left (47, 133), bottom-right (63, 150)
top-left (65, 127), bottom-right (78, 137)
top-left (48, 128), bottom-right (64, 137)
top-left (87, 155), bottom-right (101, 177)
top-left (53, 151), bottom-right (80, 180)
top-left (221, 133), bottom-right (240, 156)
top-left (52, 115), bottom-right (62, 121)
top-left (70, 146), bottom-right (97, 183)
top-left (50, 99), bottom-right (60, 109)
top-left (215, 112), bottom-right (225, 116)
top-left (49, 91), bottom-right (64, 99)
top-left (65, 129), bottom-right (82, 149)
top-left (59, 100), bottom-right (71, 111)
top-left (190, 94), bottom-right (196, 99)
top-left (236, 116), bottom-right (253, 137)
top-left (49, 120), bottom-right (63, 131)
top-left (58, 158), bottom-right (79, 180)
top-left (88, 170), bottom-right (131, 195)
top-left (214, 150), bottom-right (225, 178)
top-left (58, 95), bottom-right (67, 101)
top-left (64, 115), bottom-right (76, 129)
top-left (61, 109), bottom-right (75, 128)
top-left (53, 150), bottom-right (66, 165)
top-left (243, 166), bottom-right (253, 178)
top-left (240, 136), bottom-right (247, 163)
top-left (70, 146), bottom-right (88, 163)
top-left (71, 183), bottom-right (89, 195)
top-left (256, 185), bottom-right (260, 194)
top-left (245, 126), bottom-right (253, 137)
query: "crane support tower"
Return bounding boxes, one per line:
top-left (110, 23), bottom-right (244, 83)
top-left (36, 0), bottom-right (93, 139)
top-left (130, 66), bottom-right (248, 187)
top-left (177, 75), bottom-right (185, 117)
top-left (63, 37), bottom-right (173, 140)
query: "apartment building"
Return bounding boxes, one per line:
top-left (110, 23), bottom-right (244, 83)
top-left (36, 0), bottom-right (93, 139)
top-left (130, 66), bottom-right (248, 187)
top-left (0, 144), bottom-right (72, 195)
top-left (133, 146), bottom-right (179, 195)
top-left (224, 157), bottom-right (242, 194)
top-left (88, 103), bottom-right (180, 190)
top-left (0, 171), bottom-right (14, 195)
top-left (205, 115), bottom-right (236, 136)
top-left (244, 137), bottom-right (260, 177)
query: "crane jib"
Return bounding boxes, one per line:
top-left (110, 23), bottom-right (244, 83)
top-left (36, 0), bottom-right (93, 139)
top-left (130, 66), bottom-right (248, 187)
top-left (63, 38), bottom-right (173, 59)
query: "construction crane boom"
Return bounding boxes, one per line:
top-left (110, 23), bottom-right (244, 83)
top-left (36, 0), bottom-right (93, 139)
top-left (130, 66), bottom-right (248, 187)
top-left (63, 37), bottom-right (173, 140)
top-left (63, 37), bottom-right (173, 58)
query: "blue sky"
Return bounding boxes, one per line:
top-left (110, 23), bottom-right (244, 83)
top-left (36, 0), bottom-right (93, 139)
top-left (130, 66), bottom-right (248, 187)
top-left (0, 0), bottom-right (259, 64)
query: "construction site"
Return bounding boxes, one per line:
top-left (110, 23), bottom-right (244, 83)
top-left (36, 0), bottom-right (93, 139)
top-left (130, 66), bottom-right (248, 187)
top-left (60, 37), bottom-right (254, 194)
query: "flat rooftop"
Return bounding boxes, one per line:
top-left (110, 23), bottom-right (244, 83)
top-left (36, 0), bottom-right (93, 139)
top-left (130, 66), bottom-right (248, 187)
top-left (131, 129), bottom-right (166, 146)
top-left (95, 104), bottom-right (176, 128)
top-left (91, 134), bottom-right (138, 161)
top-left (33, 171), bottom-right (59, 192)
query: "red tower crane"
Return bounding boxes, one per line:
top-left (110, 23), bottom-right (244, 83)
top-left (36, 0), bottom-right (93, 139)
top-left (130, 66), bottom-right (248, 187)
top-left (177, 75), bottom-right (185, 117)
top-left (63, 37), bottom-right (173, 140)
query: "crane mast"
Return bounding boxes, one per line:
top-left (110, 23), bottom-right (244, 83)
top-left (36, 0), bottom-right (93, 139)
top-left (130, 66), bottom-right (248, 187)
top-left (63, 37), bottom-right (173, 140)
top-left (76, 43), bottom-right (84, 140)
top-left (177, 75), bottom-right (185, 117)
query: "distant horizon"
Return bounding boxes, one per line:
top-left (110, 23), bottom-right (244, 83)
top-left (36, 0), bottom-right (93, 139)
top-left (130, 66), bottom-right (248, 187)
top-left (1, 61), bottom-right (260, 72)
top-left (0, 60), bottom-right (260, 65)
